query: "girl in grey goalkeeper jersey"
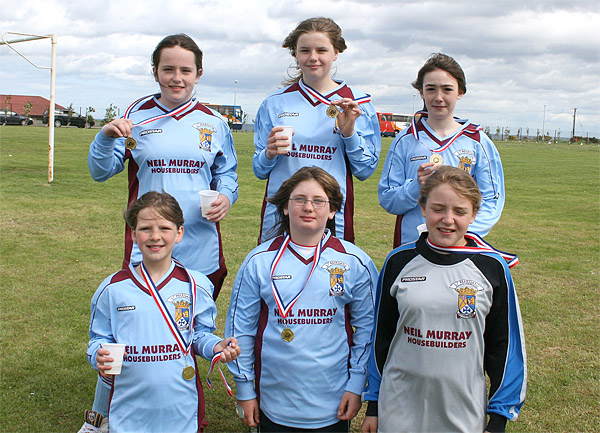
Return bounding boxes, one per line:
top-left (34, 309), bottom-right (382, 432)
top-left (363, 166), bottom-right (526, 433)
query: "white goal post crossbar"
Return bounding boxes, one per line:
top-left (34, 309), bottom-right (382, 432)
top-left (1, 32), bottom-right (57, 183)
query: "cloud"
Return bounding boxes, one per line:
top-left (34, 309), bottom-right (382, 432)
top-left (1, 0), bottom-right (598, 136)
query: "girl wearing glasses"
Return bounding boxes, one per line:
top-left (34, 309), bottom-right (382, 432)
top-left (253, 17), bottom-right (381, 244)
top-left (226, 166), bottom-right (378, 432)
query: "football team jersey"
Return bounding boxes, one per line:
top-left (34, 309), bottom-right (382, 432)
top-left (253, 80), bottom-right (381, 243)
top-left (226, 230), bottom-right (378, 428)
top-left (88, 95), bottom-right (239, 278)
top-left (379, 116), bottom-right (504, 247)
top-left (87, 262), bottom-right (222, 433)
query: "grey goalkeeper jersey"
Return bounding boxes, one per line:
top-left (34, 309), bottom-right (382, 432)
top-left (364, 234), bottom-right (526, 433)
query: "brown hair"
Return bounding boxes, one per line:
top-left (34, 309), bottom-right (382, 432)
top-left (151, 34), bottom-right (203, 77)
top-left (267, 166), bottom-right (343, 238)
top-left (282, 17), bottom-right (347, 85)
top-left (124, 191), bottom-right (185, 230)
top-left (418, 165), bottom-right (481, 214)
top-left (412, 53), bottom-right (467, 96)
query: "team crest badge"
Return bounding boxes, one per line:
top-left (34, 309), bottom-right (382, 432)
top-left (454, 149), bottom-right (476, 174)
top-left (458, 155), bottom-right (472, 173)
top-left (322, 261), bottom-right (350, 296)
top-left (167, 293), bottom-right (192, 330)
top-left (193, 123), bottom-right (216, 151)
top-left (450, 280), bottom-right (483, 319)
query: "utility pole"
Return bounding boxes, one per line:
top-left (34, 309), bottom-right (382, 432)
top-left (542, 104), bottom-right (546, 140)
top-left (571, 108), bottom-right (577, 142)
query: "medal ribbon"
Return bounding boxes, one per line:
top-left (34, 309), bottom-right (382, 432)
top-left (299, 79), bottom-right (372, 107)
top-left (270, 233), bottom-right (324, 319)
top-left (123, 94), bottom-right (197, 128)
top-left (206, 352), bottom-right (234, 396)
top-left (426, 232), bottom-right (519, 268)
top-left (411, 111), bottom-right (481, 154)
top-left (139, 261), bottom-right (197, 359)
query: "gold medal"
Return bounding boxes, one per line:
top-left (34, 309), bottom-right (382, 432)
top-left (125, 137), bottom-right (137, 150)
top-left (281, 328), bottom-right (294, 342)
top-left (182, 365), bottom-right (195, 380)
top-left (326, 104), bottom-right (339, 118)
top-left (430, 154), bottom-right (443, 165)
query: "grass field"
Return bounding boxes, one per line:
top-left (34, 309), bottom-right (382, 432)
top-left (1, 126), bottom-right (598, 432)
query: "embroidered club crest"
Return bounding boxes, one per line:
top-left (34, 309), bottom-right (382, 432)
top-left (455, 286), bottom-right (478, 318)
top-left (322, 261), bottom-right (350, 296)
top-left (173, 299), bottom-right (191, 330)
top-left (193, 123), bottom-right (215, 151)
top-left (458, 155), bottom-right (472, 173)
top-left (450, 279), bottom-right (484, 319)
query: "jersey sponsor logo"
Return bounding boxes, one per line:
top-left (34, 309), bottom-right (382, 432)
top-left (322, 261), bottom-right (350, 296)
top-left (410, 156), bottom-right (428, 162)
top-left (401, 276), bottom-right (426, 282)
top-left (277, 112), bottom-right (299, 118)
top-left (273, 274), bottom-right (292, 280)
top-left (139, 128), bottom-right (163, 136)
top-left (449, 279), bottom-right (484, 319)
top-left (117, 305), bottom-right (136, 311)
top-left (453, 149), bottom-right (476, 174)
top-left (193, 123), bottom-right (216, 151)
top-left (167, 293), bottom-right (192, 331)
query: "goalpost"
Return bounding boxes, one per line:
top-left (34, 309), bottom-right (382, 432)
top-left (1, 32), bottom-right (57, 183)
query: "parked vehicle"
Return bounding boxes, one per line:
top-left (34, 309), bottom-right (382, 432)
top-left (377, 112), bottom-right (412, 137)
top-left (42, 109), bottom-right (94, 128)
top-left (0, 110), bottom-right (33, 126)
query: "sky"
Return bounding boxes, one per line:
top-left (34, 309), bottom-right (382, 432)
top-left (1, 0), bottom-right (599, 138)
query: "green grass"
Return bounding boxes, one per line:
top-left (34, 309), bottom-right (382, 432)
top-left (0, 126), bottom-right (598, 432)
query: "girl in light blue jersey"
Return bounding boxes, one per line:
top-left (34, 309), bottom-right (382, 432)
top-left (379, 53), bottom-right (504, 248)
top-left (254, 17), bottom-right (381, 244)
top-left (227, 166), bottom-right (378, 432)
top-left (87, 191), bottom-right (239, 433)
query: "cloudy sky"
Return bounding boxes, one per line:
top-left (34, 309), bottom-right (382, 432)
top-left (1, 0), bottom-right (599, 137)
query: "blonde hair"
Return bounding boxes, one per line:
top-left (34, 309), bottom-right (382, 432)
top-left (418, 166), bottom-right (481, 214)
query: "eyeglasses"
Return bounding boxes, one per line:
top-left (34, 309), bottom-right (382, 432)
top-left (289, 197), bottom-right (330, 208)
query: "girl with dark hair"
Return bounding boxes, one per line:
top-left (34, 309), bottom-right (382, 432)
top-left (226, 166), bottom-right (378, 432)
top-left (253, 17), bottom-right (381, 244)
top-left (379, 53), bottom-right (505, 248)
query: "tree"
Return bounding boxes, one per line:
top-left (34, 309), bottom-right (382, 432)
top-left (495, 126), bottom-right (501, 139)
top-left (104, 103), bottom-right (118, 124)
top-left (4, 95), bottom-right (11, 115)
top-left (66, 103), bottom-right (74, 126)
top-left (23, 101), bottom-right (33, 120)
top-left (86, 106), bottom-right (96, 128)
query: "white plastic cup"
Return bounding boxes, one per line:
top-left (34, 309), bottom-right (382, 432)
top-left (199, 190), bottom-right (219, 217)
top-left (102, 343), bottom-right (126, 375)
top-left (276, 126), bottom-right (293, 152)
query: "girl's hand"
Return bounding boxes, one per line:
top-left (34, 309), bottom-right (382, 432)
top-left (332, 98), bottom-right (362, 138)
top-left (96, 347), bottom-right (127, 378)
top-left (101, 118), bottom-right (133, 139)
top-left (204, 194), bottom-right (231, 223)
top-left (417, 161), bottom-right (442, 186)
top-left (214, 337), bottom-right (241, 362)
top-left (337, 391), bottom-right (361, 420)
top-left (361, 416), bottom-right (378, 433)
top-left (237, 398), bottom-right (260, 427)
top-left (265, 127), bottom-right (293, 159)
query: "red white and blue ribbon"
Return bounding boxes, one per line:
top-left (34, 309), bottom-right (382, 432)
top-left (139, 261), bottom-right (197, 359)
top-left (299, 79), bottom-right (372, 107)
top-left (123, 94), bottom-right (197, 128)
top-left (206, 352), bottom-right (233, 397)
top-left (270, 233), bottom-right (323, 319)
top-left (426, 232), bottom-right (519, 268)
top-left (411, 111), bottom-right (482, 155)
